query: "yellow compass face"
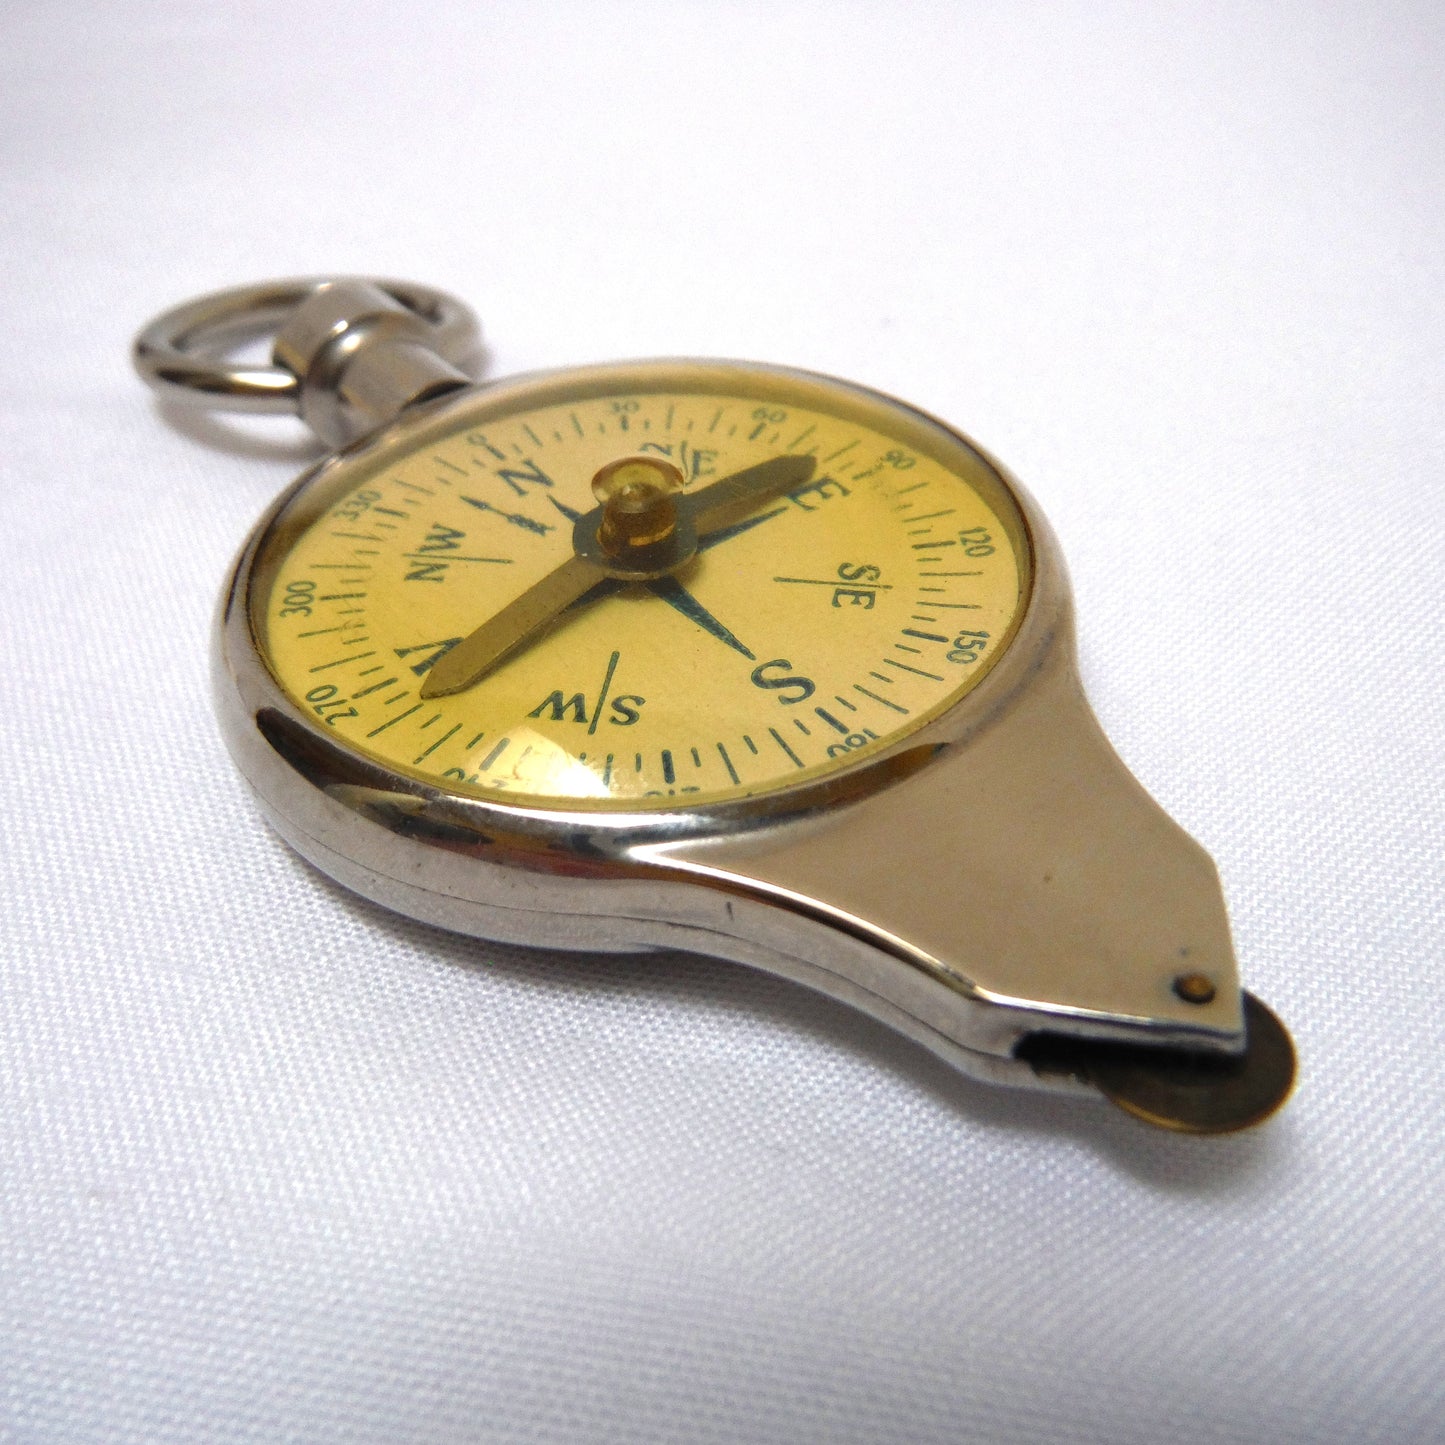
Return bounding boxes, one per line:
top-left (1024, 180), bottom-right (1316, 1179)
top-left (252, 361), bottom-right (1032, 810)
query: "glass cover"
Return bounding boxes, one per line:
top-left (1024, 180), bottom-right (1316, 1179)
top-left (254, 361), bottom-right (1031, 809)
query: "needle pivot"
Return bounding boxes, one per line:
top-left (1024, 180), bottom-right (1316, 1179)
top-left (573, 456), bottom-right (698, 580)
top-left (591, 456), bottom-right (685, 555)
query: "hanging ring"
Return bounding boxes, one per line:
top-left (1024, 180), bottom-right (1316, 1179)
top-left (132, 277), bottom-right (481, 415)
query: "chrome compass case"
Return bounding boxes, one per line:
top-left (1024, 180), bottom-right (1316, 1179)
top-left (135, 277), bottom-right (1295, 1133)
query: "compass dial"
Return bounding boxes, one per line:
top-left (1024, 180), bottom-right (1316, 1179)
top-left (252, 361), bottom-right (1032, 809)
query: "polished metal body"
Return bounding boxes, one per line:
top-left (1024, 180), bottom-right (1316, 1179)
top-left (137, 278), bottom-right (1296, 1131)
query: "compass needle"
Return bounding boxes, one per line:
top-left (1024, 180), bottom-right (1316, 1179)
top-left (425, 452), bottom-right (807, 697)
top-left (420, 551), bottom-right (604, 699)
top-left (688, 454), bottom-right (816, 534)
top-left (134, 277), bottom-right (1295, 1133)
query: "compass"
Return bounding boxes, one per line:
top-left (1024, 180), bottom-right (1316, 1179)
top-left (135, 277), bottom-right (1295, 1133)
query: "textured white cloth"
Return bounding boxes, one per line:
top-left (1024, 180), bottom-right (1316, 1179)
top-left (2, 2), bottom-right (1443, 1441)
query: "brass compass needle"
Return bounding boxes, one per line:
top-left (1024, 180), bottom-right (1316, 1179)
top-left (687, 454), bottom-right (815, 535)
top-left (421, 455), bottom-right (809, 700)
top-left (419, 552), bottom-right (604, 699)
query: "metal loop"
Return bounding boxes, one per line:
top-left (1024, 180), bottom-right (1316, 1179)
top-left (132, 277), bottom-right (481, 415)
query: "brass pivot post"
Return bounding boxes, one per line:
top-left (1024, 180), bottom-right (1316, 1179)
top-left (592, 456), bottom-right (686, 555)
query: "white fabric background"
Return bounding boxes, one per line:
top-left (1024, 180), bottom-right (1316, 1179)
top-left (2, 2), bottom-right (1442, 1441)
